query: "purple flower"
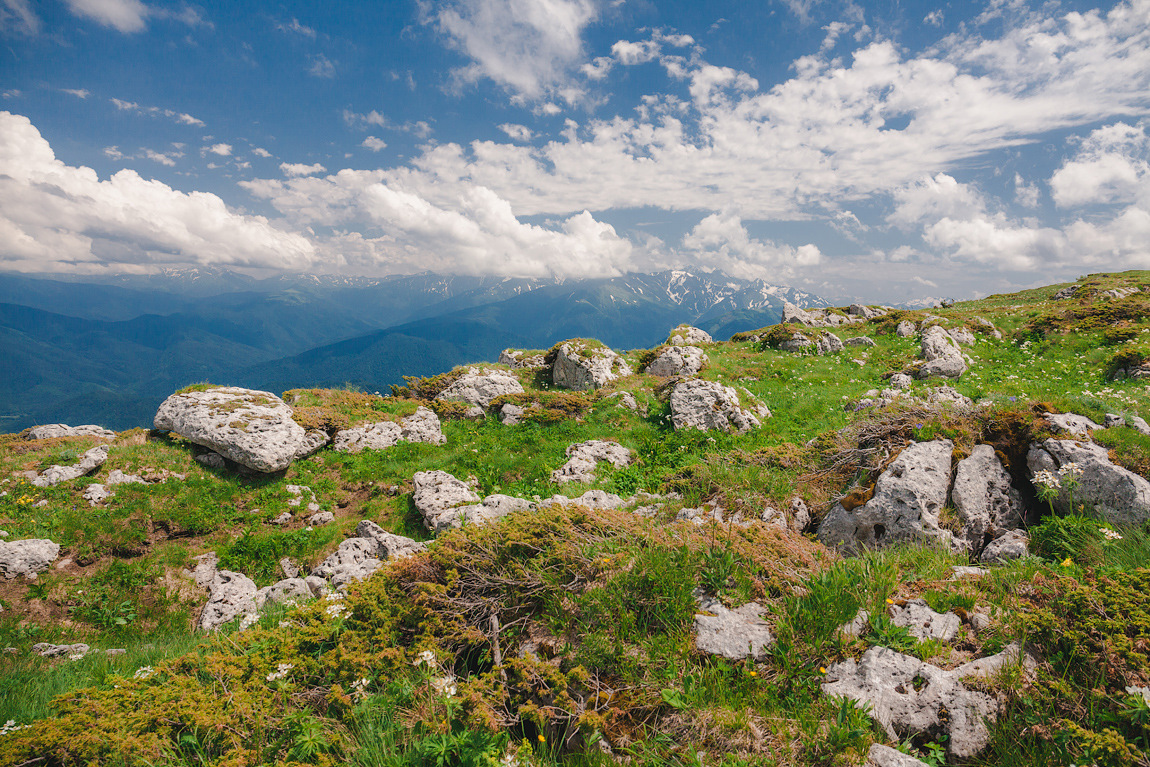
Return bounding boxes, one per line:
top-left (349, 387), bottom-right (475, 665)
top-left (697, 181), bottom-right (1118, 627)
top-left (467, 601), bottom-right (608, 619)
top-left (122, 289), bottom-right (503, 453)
top-left (1008, 396), bottom-right (1017, 402)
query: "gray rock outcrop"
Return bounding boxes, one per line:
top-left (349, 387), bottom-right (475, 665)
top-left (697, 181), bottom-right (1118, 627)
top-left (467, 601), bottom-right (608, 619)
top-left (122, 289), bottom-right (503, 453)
top-left (154, 387), bottom-right (311, 473)
top-left (818, 440), bottom-right (953, 554)
top-left (255, 578), bottom-right (312, 609)
top-left (952, 445), bottom-right (1024, 554)
top-left (889, 599), bottom-right (961, 642)
top-left (199, 570), bottom-right (258, 631)
top-left (642, 345), bottom-right (707, 377)
top-left (918, 325), bottom-right (967, 379)
top-left (694, 595), bottom-right (773, 660)
top-left (332, 406), bottom-right (446, 453)
top-left (436, 368), bottom-right (524, 408)
top-left (980, 529), bottom-right (1029, 564)
top-left (865, 744), bottom-right (931, 767)
top-left (823, 644), bottom-right (1023, 759)
top-left (604, 391), bottom-right (640, 411)
top-left (668, 325), bottom-right (714, 346)
top-left (1028, 438), bottom-right (1150, 527)
top-left (1044, 412), bottom-right (1101, 437)
top-left (551, 440), bottom-right (634, 484)
top-left (896, 320), bottom-right (916, 338)
top-left (815, 333), bottom-right (845, 355)
top-left (849, 304), bottom-right (887, 320)
top-left (0, 539), bottom-right (61, 579)
top-left (498, 349), bottom-right (546, 368)
top-left (551, 341), bottom-right (632, 390)
top-left (27, 424), bottom-right (115, 441)
top-left (669, 380), bottom-right (769, 433)
top-left (412, 470), bottom-right (483, 532)
top-left (32, 445), bottom-right (109, 487)
top-left (845, 336), bottom-right (877, 347)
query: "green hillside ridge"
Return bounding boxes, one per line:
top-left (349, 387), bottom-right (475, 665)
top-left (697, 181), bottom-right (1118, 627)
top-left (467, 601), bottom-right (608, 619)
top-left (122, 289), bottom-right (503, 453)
top-left (2, 272), bottom-right (1150, 766)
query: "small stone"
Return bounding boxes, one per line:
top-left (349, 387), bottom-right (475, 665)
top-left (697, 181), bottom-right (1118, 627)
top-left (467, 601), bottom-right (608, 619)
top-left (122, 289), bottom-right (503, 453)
top-left (980, 530), bottom-right (1029, 564)
top-left (889, 373), bottom-right (913, 390)
top-left (889, 598), bottom-right (961, 642)
top-left (308, 511), bottom-right (335, 525)
top-left (271, 512), bottom-right (292, 526)
top-left (694, 595), bottom-right (773, 660)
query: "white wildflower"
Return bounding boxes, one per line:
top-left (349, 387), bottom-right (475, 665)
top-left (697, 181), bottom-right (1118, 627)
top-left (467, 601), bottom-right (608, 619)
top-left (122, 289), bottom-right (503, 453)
top-left (0, 719), bottom-right (30, 736)
top-left (266, 662), bottom-right (294, 682)
top-left (432, 674), bottom-right (458, 697)
top-left (350, 677), bottom-right (371, 701)
top-left (133, 666), bottom-right (155, 680)
top-left (325, 603), bottom-right (348, 618)
top-left (1058, 462), bottom-right (1083, 478)
top-left (414, 649), bottom-right (437, 667)
top-left (1101, 528), bottom-right (1123, 541)
top-left (1032, 470), bottom-right (1062, 490)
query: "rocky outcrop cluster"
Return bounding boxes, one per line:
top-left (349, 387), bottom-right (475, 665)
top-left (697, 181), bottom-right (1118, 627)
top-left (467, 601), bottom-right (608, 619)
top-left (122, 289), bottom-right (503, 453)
top-left (498, 348), bottom-right (546, 368)
top-left (667, 325), bottom-right (714, 346)
top-left (641, 345), bottom-right (707, 376)
top-left (27, 424), bottom-right (115, 441)
top-left (669, 379), bottom-right (770, 433)
top-left (31, 445), bottom-right (108, 487)
top-left (332, 406), bottom-right (445, 453)
top-left (917, 325), bottom-right (968, 379)
top-left (435, 368), bottom-right (524, 409)
top-left (551, 440), bottom-right (633, 484)
top-left (550, 340), bottom-right (632, 390)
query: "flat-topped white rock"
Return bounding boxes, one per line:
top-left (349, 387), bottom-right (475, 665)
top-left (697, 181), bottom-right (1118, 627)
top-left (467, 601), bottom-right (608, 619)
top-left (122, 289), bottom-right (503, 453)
top-left (412, 471), bottom-right (537, 531)
top-left (551, 440), bottom-right (634, 484)
top-left (32, 445), bottom-right (109, 487)
top-left (27, 424), bottom-right (115, 441)
top-left (642, 345), bottom-right (707, 377)
top-left (694, 595), bottom-right (774, 660)
top-left (332, 407), bottom-right (445, 453)
top-left (154, 387), bottom-right (315, 473)
top-left (669, 379), bottom-right (769, 433)
top-left (551, 340), bottom-right (632, 390)
top-left (435, 368), bottom-right (524, 408)
top-left (1044, 412), bottom-right (1101, 437)
top-left (0, 538), bottom-right (60, 579)
top-left (668, 325), bottom-right (714, 346)
top-left (498, 348), bottom-right (546, 368)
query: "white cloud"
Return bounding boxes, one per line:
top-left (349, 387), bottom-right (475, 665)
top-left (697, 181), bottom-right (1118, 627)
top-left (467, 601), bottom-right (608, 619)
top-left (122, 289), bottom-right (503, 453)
top-left (142, 149), bottom-right (179, 166)
top-left (60, 88), bottom-right (90, 99)
top-left (1050, 121), bottom-right (1149, 207)
top-left (251, 147), bottom-right (273, 158)
top-left (309, 54), bottom-right (336, 78)
top-left (611, 39), bottom-right (659, 65)
top-left (280, 162), bottom-right (327, 177)
top-left (498, 123), bottom-right (532, 141)
top-left (681, 211), bottom-right (821, 279)
top-left (1014, 173), bottom-right (1039, 208)
top-left (923, 10), bottom-right (943, 27)
top-left (111, 98), bottom-right (204, 127)
top-left (0, 0), bottom-right (40, 35)
top-left (362, 136), bottom-right (387, 152)
top-left (66, 0), bottom-right (149, 33)
top-left (580, 56), bottom-right (613, 80)
top-left (206, 143), bottom-right (232, 156)
top-left (276, 17), bottom-right (315, 37)
top-left (103, 145), bottom-right (124, 160)
top-left (430, 0), bottom-right (600, 100)
top-left (887, 174), bottom-right (986, 229)
top-left (0, 112), bottom-right (314, 273)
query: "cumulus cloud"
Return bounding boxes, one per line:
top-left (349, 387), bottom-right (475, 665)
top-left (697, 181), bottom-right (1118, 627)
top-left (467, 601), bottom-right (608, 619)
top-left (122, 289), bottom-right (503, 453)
top-left (1050, 121), bottom-right (1149, 207)
top-left (280, 162), bottom-right (327, 177)
top-left (362, 136), bottom-right (387, 152)
top-left (611, 39), bottom-right (659, 65)
top-left (206, 143), bottom-right (232, 156)
top-left (429, 0), bottom-right (600, 100)
top-left (66, 0), bottom-right (149, 33)
top-left (309, 54), bottom-right (336, 78)
top-left (681, 211), bottom-right (821, 280)
top-left (251, 147), bottom-right (273, 158)
top-left (498, 123), bottom-right (532, 141)
top-left (1014, 173), bottom-right (1040, 208)
top-left (0, 112), bottom-right (314, 273)
top-left (887, 174), bottom-right (986, 229)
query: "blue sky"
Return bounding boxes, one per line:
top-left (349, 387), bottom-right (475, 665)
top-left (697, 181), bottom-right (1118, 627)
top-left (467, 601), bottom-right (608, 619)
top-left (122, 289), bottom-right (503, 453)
top-left (1, 0), bottom-right (1149, 301)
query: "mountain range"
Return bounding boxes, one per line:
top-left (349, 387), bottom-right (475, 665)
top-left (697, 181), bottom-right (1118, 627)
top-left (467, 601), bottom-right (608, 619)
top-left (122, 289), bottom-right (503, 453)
top-left (0, 268), bottom-right (833, 431)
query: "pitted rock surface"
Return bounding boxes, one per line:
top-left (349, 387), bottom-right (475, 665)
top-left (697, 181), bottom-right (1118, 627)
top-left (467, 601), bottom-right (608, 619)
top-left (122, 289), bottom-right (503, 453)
top-left (694, 595), bottom-right (773, 660)
top-left (552, 440), bottom-right (634, 484)
top-left (642, 345), bottom-right (707, 377)
top-left (436, 368), bottom-right (525, 408)
top-left (256, 578), bottom-right (312, 609)
top-left (413, 470), bottom-right (483, 531)
top-left (32, 445), bottom-right (108, 487)
top-left (669, 379), bottom-right (769, 433)
top-left (551, 341), bottom-right (632, 390)
top-left (918, 325), bottom-right (967, 379)
top-left (199, 570), bottom-right (258, 631)
top-left (668, 325), bottom-right (714, 346)
top-left (154, 387), bottom-right (308, 473)
top-left (896, 321), bottom-right (916, 338)
top-left (849, 304), bottom-right (887, 320)
top-left (822, 644), bottom-right (1022, 759)
top-left (952, 445), bottom-right (1024, 555)
top-left (818, 440), bottom-right (954, 554)
top-left (27, 424), bottom-right (115, 441)
top-left (1028, 438), bottom-right (1150, 527)
top-left (332, 407), bottom-right (445, 453)
top-left (948, 327), bottom-right (976, 346)
top-left (0, 539), bottom-right (61, 579)
top-left (865, 744), bottom-right (931, 767)
top-left (1044, 412), bottom-right (1101, 437)
top-left (980, 529), bottom-right (1029, 564)
top-left (816, 333), bottom-right (845, 355)
top-left (889, 599), bottom-right (961, 642)
top-left (604, 391), bottom-right (640, 411)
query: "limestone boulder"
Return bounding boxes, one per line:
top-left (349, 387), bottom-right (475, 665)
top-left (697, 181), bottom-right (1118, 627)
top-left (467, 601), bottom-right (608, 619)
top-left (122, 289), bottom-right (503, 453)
top-left (412, 470), bottom-right (483, 532)
top-left (154, 387), bottom-right (309, 473)
top-left (896, 321), bottom-right (916, 338)
top-left (436, 368), bottom-right (524, 408)
top-left (952, 445), bottom-right (1024, 554)
top-left (849, 304), bottom-right (887, 320)
top-left (818, 440), bottom-right (953, 554)
top-left (918, 326), bottom-right (967, 379)
top-left (1028, 438), bottom-right (1150, 527)
top-left (199, 570), bottom-right (258, 631)
top-left (669, 379), bottom-right (769, 433)
top-left (0, 539), bottom-right (61, 579)
top-left (312, 538), bottom-right (382, 589)
top-left (815, 333), bottom-right (844, 355)
top-left (642, 345), bottom-right (707, 377)
top-left (552, 440), bottom-right (634, 484)
top-left (551, 341), bottom-right (632, 390)
top-left (604, 391), bottom-right (640, 411)
top-left (980, 529), bottom-right (1029, 564)
top-left (1044, 412), bottom-right (1101, 437)
top-left (845, 336), bottom-right (877, 347)
top-left (865, 744), bottom-right (931, 767)
top-left (948, 327), bottom-right (976, 346)
top-left (32, 445), bottom-right (108, 487)
top-left (889, 599), bottom-right (961, 642)
top-left (27, 424), bottom-right (115, 441)
top-left (255, 578), bottom-right (312, 610)
top-left (823, 644), bottom-right (1022, 759)
top-left (694, 595), bottom-right (773, 660)
top-left (668, 325), bottom-right (714, 346)
top-left (332, 406), bottom-right (445, 453)
top-left (498, 348), bottom-right (546, 368)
